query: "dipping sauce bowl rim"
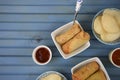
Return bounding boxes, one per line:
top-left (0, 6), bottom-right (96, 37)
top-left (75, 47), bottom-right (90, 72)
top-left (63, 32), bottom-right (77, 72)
top-left (32, 45), bottom-right (52, 65)
top-left (109, 48), bottom-right (120, 68)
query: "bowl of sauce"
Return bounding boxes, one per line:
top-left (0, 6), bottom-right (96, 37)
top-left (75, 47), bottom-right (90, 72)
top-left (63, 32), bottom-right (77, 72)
top-left (109, 48), bottom-right (120, 68)
top-left (32, 45), bottom-right (52, 65)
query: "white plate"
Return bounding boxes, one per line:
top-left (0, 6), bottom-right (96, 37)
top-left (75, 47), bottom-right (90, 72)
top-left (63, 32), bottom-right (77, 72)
top-left (51, 20), bottom-right (90, 59)
top-left (71, 57), bottom-right (110, 80)
top-left (36, 71), bottom-right (67, 80)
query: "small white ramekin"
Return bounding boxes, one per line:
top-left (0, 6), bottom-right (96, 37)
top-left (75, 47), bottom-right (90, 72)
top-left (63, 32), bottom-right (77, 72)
top-left (109, 48), bottom-right (120, 68)
top-left (32, 45), bottom-right (52, 65)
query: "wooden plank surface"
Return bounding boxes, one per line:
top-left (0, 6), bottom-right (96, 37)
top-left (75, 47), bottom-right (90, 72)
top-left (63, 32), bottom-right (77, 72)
top-left (0, 22), bottom-right (91, 31)
top-left (0, 0), bottom-right (120, 80)
top-left (0, 6), bottom-right (120, 14)
top-left (0, 0), bottom-right (119, 5)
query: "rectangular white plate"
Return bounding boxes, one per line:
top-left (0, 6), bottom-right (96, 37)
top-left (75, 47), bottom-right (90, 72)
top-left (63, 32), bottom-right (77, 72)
top-left (71, 57), bottom-right (110, 80)
top-left (51, 20), bottom-right (90, 59)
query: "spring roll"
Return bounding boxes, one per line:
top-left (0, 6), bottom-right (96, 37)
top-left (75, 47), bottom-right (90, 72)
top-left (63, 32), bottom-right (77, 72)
top-left (72, 61), bottom-right (99, 80)
top-left (55, 23), bottom-right (81, 45)
top-left (62, 31), bottom-right (90, 54)
top-left (86, 69), bottom-right (106, 80)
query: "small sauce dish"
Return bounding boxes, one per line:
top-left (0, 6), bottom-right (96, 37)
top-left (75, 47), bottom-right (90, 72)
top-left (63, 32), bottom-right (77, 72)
top-left (32, 45), bottom-right (52, 65)
top-left (109, 48), bottom-right (120, 68)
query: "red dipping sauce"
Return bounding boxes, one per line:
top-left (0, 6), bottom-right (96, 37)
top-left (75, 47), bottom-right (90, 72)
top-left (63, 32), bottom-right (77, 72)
top-left (112, 49), bottom-right (120, 66)
top-left (35, 47), bottom-right (50, 63)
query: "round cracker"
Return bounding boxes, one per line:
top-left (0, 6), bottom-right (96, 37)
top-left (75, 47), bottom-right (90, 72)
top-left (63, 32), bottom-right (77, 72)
top-left (41, 74), bottom-right (61, 80)
top-left (94, 16), bottom-right (104, 34)
top-left (104, 9), bottom-right (120, 26)
top-left (102, 13), bottom-right (120, 33)
top-left (100, 31), bottom-right (120, 42)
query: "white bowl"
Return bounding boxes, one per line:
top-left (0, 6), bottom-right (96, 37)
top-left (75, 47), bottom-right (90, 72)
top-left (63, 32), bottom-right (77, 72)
top-left (51, 20), bottom-right (90, 59)
top-left (32, 45), bottom-right (52, 65)
top-left (109, 48), bottom-right (120, 68)
top-left (92, 8), bottom-right (120, 45)
top-left (36, 71), bottom-right (67, 80)
top-left (71, 57), bottom-right (110, 80)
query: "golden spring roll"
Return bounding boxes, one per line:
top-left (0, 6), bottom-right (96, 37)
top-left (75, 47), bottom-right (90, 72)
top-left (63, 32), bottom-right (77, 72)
top-left (62, 31), bottom-right (90, 54)
top-left (55, 23), bottom-right (81, 45)
top-left (86, 69), bottom-right (106, 80)
top-left (72, 61), bottom-right (99, 80)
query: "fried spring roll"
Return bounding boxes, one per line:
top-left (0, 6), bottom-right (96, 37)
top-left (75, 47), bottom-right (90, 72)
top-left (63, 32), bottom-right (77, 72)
top-left (72, 61), bottom-right (99, 80)
top-left (62, 31), bottom-right (90, 54)
top-left (87, 69), bottom-right (106, 80)
top-left (55, 23), bottom-right (81, 45)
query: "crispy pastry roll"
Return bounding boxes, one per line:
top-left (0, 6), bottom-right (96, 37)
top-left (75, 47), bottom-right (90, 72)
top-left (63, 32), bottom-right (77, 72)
top-left (72, 61), bottom-right (99, 80)
top-left (87, 69), bottom-right (106, 80)
top-left (55, 23), bottom-right (81, 45)
top-left (62, 31), bottom-right (90, 54)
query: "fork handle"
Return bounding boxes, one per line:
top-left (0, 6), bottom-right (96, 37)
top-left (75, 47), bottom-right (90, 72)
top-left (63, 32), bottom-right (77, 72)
top-left (75, 0), bottom-right (83, 12)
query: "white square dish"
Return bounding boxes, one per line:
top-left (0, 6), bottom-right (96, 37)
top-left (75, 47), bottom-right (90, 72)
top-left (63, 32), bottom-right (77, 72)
top-left (51, 20), bottom-right (90, 59)
top-left (71, 57), bottom-right (110, 80)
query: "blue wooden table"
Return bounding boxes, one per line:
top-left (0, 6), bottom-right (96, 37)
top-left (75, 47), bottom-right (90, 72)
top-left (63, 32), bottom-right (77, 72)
top-left (0, 0), bottom-right (120, 80)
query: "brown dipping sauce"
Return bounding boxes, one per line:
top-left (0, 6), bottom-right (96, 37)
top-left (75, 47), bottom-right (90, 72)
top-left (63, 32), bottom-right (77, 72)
top-left (112, 49), bottom-right (120, 66)
top-left (35, 47), bottom-right (50, 63)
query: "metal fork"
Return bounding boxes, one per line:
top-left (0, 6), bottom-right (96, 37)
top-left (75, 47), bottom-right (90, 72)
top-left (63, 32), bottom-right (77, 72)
top-left (73, 0), bottom-right (83, 25)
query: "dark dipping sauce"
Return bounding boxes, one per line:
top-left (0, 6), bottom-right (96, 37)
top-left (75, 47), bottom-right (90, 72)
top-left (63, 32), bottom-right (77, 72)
top-left (112, 49), bottom-right (120, 66)
top-left (35, 47), bottom-right (50, 63)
